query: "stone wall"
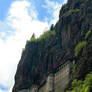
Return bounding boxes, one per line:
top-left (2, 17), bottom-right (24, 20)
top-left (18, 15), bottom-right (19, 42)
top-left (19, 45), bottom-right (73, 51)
top-left (18, 61), bottom-right (73, 92)
top-left (38, 83), bottom-right (46, 92)
top-left (38, 60), bottom-right (73, 92)
top-left (46, 74), bottom-right (54, 92)
top-left (54, 61), bottom-right (72, 92)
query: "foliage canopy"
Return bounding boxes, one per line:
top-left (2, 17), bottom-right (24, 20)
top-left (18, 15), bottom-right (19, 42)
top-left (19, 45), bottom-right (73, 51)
top-left (66, 72), bottom-right (92, 92)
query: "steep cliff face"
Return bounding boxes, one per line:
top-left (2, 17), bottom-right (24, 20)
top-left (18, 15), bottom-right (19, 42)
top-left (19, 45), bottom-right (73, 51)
top-left (12, 0), bottom-right (92, 92)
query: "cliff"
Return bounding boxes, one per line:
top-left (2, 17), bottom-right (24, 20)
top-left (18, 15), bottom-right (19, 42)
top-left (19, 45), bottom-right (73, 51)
top-left (12, 0), bottom-right (92, 92)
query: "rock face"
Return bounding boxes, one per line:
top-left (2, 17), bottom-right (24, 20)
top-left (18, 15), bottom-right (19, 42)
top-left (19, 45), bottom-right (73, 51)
top-left (12, 0), bottom-right (92, 92)
top-left (15, 61), bottom-right (73, 92)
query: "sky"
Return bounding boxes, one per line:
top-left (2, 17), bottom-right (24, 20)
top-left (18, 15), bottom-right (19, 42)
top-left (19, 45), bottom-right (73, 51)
top-left (0, 0), bottom-right (67, 92)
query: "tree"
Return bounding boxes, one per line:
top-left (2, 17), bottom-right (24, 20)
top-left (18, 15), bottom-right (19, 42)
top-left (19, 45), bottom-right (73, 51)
top-left (50, 24), bottom-right (54, 31)
top-left (30, 33), bottom-right (36, 42)
top-left (31, 33), bottom-right (35, 38)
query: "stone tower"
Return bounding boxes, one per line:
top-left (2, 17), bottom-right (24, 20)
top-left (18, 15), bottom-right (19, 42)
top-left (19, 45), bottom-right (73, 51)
top-left (46, 73), bottom-right (54, 92)
top-left (31, 85), bottom-right (38, 92)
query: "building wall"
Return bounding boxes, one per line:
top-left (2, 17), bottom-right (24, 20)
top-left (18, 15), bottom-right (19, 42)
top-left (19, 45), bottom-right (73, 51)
top-left (54, 61), bottom-right (72, 92)
top-left (46, 74), bottom-right (54, 92)
top-left (38, 83), bottom-right (46, 92)
top-left (18, 61), bottom-right (73, 92)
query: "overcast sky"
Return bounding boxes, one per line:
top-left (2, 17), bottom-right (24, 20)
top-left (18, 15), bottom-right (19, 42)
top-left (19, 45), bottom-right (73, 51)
top-left (0, 0), bottom-right (67, 92)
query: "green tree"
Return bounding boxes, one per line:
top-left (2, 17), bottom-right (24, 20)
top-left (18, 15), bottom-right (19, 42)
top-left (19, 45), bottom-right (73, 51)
top-left (30, 33), bottom-right (36, 42)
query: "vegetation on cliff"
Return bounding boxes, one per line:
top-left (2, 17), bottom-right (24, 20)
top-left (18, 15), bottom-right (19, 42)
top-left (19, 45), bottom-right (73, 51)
top-left (68, 9), bottom-right (80, 15)
top-left (74, 29), bottom-right (92, 56)
top-left (74, 41), bottom-right (87, 56)
top-left (30, 29), bottom-right (56, 43)
top-left (85, 30), bottom-right (92, 40)
top-left (66, 73), bottom-right (92, 92)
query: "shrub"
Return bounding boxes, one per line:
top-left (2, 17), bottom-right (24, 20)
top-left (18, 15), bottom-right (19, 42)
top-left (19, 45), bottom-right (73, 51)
top-left (84, 86), bottom-right (90, 92)
top-left (30, 37), bottom-right (36, 42)
top-left (68, 10), bottom-right (73, 15)
top-left (72, 79), bottom-right (78, 87)
top-left (74, 41), bottom-right (87, 56)
top-left (74, 9), bottom-right (80, 12)
top-left (85, 30), bottom-right (92, 40)
top-left (37, 30), bottom-right (56, 41)
top-left (84, 73), bottom-right (92, 85)
top-left (68, 9), bottom-right (80, 15)
top-left (72, 64), bottom-right (77, 73)
top-left (30, 34), bottom-right (36, 42)
top-left (66, 72), bottom-right (92, 92)
top-left (29, 30), bottom-right (56, 43)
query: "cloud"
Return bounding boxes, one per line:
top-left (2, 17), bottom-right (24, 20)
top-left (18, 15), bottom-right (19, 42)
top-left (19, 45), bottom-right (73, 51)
top-left (42, 0), bottom-right (67, 25)
top-left (7, 0), bottom-right (49, 38)
top-left (0, 21), bottom-right (13, 40)
top-left (0, 0), bottom-right (49, 92)
top-left (63, 0), bottom-right (68, 4)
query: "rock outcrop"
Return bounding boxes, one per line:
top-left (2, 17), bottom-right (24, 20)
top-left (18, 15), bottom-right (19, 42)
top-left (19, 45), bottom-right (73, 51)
top-left (12, 0), bottom-right (92, 92)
